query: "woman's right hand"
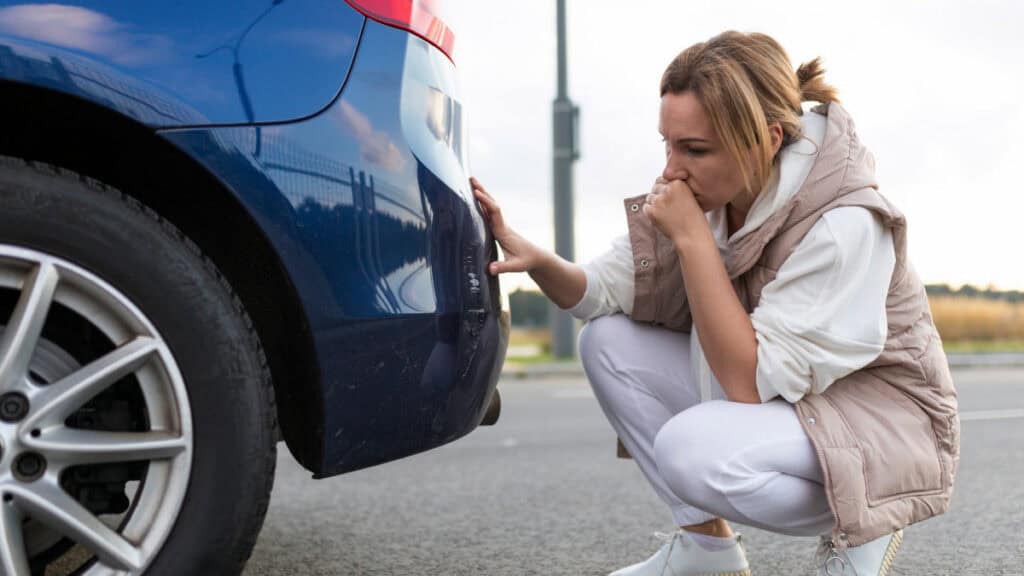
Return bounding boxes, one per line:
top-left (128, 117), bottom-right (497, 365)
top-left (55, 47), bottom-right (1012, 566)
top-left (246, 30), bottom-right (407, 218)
top-left (470, 177), bottom-right (542, 276)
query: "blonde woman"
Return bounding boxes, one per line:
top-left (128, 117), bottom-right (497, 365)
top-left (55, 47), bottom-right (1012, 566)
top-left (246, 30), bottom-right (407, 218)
top-left (472, 31), bottom-right (958, 576)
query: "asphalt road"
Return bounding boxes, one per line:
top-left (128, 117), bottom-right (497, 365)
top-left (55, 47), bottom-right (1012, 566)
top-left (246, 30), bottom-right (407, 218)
top-left (244, 367), bottom-right (1024, 576)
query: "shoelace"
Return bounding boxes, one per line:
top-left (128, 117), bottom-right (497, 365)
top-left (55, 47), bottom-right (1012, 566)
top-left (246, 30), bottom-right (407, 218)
top-left (651, 530), bottom-right (691, 576)
top-left (815, 536), bottom-right (849, 576)
top-left (651, 528), bottom-right (684, 573)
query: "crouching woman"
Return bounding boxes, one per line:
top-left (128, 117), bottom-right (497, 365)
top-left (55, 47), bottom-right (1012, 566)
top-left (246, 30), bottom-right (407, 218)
top-left (472, 30), bottom-right (959, 576)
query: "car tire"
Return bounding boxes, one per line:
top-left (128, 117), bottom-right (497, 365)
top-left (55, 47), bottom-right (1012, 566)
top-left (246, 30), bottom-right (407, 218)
top-left (0, 156), bottom-right (276, 575)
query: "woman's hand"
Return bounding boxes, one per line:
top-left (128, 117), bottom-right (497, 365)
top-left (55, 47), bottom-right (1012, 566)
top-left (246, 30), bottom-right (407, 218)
top-left (470, 177), bottom-right (588, 308)
top-left (643, 177), bottom-right (710, 249)
top-left (471, 177), bottom-right (543, 276)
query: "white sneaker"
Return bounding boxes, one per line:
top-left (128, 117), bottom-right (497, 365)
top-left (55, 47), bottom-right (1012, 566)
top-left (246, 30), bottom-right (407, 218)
top-left (608, 529), bottom-right (751, 576)
top-left (816, 530), bottom-right (903, 576)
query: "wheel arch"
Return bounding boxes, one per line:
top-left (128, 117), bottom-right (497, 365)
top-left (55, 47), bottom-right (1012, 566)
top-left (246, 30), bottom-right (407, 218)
top-left (0, 80), bottom-right (324, 471)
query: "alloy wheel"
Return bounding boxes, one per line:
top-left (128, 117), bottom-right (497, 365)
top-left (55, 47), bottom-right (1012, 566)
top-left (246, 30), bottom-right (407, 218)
top-left (0, 245), bottom-right (193, 575)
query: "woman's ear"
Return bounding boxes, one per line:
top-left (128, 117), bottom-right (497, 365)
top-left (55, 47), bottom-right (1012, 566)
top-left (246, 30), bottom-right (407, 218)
top-left (768, 122), bottom-right (784, 156)
top-left (770, 121), bottom-right (782, 154)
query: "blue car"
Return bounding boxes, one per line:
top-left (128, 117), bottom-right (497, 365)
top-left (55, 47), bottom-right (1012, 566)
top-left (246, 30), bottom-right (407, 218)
top-left (0, 1), bottom-right (508, 573)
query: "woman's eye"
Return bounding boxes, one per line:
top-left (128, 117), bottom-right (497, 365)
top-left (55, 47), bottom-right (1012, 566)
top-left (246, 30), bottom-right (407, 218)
top-left (686, 148), bottom-right (708, 157)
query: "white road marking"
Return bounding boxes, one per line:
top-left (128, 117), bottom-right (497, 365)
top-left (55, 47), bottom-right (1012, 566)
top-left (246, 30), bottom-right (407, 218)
top-left (959, 409), bottom-right (1024, 421)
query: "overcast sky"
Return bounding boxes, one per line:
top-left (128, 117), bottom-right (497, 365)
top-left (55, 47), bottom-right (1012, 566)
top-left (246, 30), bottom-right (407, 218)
top-left (445, 0), bottom-right (1023, 292)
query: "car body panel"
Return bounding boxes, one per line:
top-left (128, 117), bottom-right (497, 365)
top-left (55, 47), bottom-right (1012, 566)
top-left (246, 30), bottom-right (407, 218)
top-left (0, 1), bottom-right (506, 477)
top-left (159, 20), bottom-right (506, 476)
top-left (0, 0), bottom-right (364, 126)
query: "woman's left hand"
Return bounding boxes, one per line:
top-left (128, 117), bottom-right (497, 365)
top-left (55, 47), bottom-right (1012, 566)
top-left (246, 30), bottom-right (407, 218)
top-left (642, 177), bottom-right (709, 248)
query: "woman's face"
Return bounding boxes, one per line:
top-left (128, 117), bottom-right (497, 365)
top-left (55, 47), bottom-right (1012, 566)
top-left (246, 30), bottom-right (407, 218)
top-left (658, 90), bottom-right (749, 214)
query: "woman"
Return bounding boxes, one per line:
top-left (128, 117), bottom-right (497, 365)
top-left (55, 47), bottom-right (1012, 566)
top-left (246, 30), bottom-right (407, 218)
top-left (472, 30), bottom-right (959, 576)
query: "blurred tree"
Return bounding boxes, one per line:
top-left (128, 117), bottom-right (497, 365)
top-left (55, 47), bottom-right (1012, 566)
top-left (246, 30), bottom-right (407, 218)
top-left (509, 289), bottom-right (549, 327)
top-left (926, 283), bottom-right (1023, 302)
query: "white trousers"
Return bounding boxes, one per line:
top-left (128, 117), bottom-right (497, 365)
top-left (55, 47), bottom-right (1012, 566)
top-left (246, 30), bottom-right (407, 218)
top-left (578, 314), bottom-right (835, 537)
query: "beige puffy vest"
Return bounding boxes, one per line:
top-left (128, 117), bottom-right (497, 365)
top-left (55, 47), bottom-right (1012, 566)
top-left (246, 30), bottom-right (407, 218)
top-left (621, 103), bottom-right (959, 548)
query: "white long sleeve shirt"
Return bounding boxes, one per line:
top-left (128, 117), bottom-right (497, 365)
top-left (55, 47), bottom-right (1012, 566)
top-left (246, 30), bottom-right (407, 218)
top-left (567, 111), bottom-right (896, 403)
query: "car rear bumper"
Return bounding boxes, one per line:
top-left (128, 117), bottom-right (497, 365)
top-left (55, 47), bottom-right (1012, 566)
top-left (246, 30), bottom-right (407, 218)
top-left (161, 20), bottom-right (508, 476)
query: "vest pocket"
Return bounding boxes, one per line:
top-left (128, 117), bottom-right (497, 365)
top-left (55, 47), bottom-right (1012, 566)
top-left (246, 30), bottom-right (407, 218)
top-left (831, 377), bottom-right (944, 505)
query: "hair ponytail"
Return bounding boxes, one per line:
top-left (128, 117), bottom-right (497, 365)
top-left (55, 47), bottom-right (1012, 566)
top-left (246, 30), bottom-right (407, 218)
top-left (796, 57), bottom-right (839, 104)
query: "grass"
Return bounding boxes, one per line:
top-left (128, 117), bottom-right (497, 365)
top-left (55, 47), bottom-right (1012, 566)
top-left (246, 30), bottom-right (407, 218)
top-left (506, 327), bottom-right (556, 364)
top-left (507, 296), bottom-right (1024, 361)
top-left (929, 296), bottom-right (1024, 343)
top-left (508, 326), bottom-right (552, 347)
top-left (940, 340), bottom-right (1024, 353)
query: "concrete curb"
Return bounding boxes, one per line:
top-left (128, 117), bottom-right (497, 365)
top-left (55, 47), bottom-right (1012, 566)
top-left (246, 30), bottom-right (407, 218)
top-left (501, 352), bottom-right (1024, 379)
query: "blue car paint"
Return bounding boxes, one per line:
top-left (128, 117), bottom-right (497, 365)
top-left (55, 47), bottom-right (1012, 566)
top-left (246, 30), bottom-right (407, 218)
top-left (0, 0), bottom-right (363, 125)
top-left (0, 3), bottom-right (508, 476)
top-left (161, 20), bottom-right (507, 475)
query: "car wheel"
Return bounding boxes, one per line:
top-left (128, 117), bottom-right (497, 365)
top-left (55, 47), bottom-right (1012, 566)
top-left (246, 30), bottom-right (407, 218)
top-left (0, 157), bottom-right (277, 575)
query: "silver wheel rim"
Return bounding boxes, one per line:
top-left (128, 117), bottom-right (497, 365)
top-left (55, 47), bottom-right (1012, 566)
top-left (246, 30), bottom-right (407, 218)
top-left (0, 245), bottom-right (193, 575)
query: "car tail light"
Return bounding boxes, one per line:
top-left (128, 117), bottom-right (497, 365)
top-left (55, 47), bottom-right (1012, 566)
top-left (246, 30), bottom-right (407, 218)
top-left (344, 0), bottom-right (455, 62)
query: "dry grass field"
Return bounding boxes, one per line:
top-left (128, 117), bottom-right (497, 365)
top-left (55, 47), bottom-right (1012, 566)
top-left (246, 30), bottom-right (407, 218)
top-left (929, 295), bottom-right (1024, 351)
top-left (506, 326), bottom-right (554, 363)
top-left (508, 296), bottom-right (1024, 359)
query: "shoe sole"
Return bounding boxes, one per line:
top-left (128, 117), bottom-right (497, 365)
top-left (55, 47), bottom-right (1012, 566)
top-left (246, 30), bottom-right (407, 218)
top-left (878, 530), bottom-right (903, 576)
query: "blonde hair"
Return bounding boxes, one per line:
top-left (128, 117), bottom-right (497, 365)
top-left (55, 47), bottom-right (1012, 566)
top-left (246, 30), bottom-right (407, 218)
top-left (660, 31), bottom-right (839, 194)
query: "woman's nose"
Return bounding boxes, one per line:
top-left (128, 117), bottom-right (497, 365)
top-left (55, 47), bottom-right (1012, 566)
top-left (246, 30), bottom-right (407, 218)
top-left (662, 150), bottom-right (687, 181)
top-left (662, 164), bottom-right (688, 181)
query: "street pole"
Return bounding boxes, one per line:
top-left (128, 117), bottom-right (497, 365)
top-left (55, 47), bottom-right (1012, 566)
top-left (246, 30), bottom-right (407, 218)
top-left (551, 0), bottom-right (579, 358)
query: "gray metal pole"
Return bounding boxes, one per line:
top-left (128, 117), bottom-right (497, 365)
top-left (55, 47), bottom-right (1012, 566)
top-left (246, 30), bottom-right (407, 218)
top-left (551, 0), bottom-right (579, 359)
